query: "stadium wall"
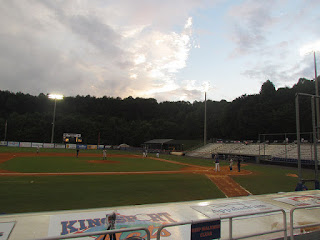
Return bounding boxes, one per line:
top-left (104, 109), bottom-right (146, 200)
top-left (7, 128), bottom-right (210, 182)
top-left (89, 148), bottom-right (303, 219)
top-left (0, 141), bottom-right (103, 150)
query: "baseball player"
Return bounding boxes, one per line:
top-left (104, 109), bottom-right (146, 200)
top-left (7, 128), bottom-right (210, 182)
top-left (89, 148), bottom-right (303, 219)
top-left (103, 149), bottom-right (107, 160)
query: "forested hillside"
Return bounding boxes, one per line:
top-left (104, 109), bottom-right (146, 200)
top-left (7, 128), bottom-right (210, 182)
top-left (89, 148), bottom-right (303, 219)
top-left (0, 78), bottom-right (318, 146)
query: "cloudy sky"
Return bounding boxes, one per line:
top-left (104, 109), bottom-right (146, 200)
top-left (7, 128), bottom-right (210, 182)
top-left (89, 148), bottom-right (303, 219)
top-left (1, 0), bottom-right (320, 102)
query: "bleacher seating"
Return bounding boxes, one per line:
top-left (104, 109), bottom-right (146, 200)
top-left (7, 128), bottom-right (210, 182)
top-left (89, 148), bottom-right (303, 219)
top-left (187, 142), bottom-right (320, 164)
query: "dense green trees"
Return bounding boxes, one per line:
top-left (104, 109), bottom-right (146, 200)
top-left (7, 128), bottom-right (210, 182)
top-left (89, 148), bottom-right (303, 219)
top-left (0, 78), bottom-right (319, 146)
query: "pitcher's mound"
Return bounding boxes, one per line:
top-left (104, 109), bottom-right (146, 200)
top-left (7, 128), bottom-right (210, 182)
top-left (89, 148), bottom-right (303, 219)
top-left (286, 173), bottom-right (298, 178)
top-left (88, 160), bottom-right (120, 164)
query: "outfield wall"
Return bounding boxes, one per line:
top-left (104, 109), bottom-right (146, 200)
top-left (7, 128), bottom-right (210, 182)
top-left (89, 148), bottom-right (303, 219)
top-left (0, 141), bottom-right (103, 150)
top-left (0, 190), bottom-right (319, 240)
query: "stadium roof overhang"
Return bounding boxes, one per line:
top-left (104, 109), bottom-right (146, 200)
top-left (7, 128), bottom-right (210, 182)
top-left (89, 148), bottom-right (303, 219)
top-left (144, 139), bottom-right (174, 144)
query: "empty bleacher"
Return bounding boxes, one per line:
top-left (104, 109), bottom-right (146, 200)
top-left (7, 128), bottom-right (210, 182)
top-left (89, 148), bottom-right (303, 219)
top-left (187, 142), bottom-right (320, 165)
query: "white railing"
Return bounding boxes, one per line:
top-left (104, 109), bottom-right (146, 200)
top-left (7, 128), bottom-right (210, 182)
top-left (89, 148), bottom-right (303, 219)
top-left (290, 204), bottom-right (320, 240)
top-left (156, 208), bottom-right (287, 240)
top-left (33, 226), bottom-right (151, 240)
top-left (30, 205), bottom-right (320, 240)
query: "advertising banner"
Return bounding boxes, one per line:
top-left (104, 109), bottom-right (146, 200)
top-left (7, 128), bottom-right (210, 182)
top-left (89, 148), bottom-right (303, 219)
top-left (0, 141), bottom-right (7, 146)
top-left (48, 207), bottom-right (190, 240)
top-left (98, 145), bottom-right (104, 149)
top-left (77, 144), bottom-right (87, 150)
top-left (43, 143), bottom-right (55, 149)
top-left (32, 143), bottom-right (44, 148)
top-left (104, 145), bottom-right (112, 149)
top-left (274, 194), bottom-right (320, 206)
top-left (7, 142), bottom-right (19, 147)
top-left (0, 222), bottom-right (15, 240)
top-left (191, 220), bottom-right (221, 240)
top-left (55, 144), bottom-right (66, 149)
top-left (191, 200), bottom-right (280, 218)
top-left (19, 142), bottom-right (32, 148)
top-left (87, 145), bottom-right (97, 150)
top-left (66, 144), bottom-right (77, 149)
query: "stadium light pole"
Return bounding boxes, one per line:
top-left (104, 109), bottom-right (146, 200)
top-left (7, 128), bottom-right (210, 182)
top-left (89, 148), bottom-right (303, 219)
top-left (4, 120), bottom-right (7, 141)
top-left (202, 82), bottom-right (210, 146)
top-left (48, 94), bottom-right (63, 143)
top-left (300, 42), bottom-right (320, 137)
top-left (204, 92), bottom-right (207, 146)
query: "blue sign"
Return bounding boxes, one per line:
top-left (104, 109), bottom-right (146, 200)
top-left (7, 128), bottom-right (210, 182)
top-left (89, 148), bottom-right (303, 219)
top-left (191, 220), bottom-right (221, 240)
top-left (77, 144), bottom-right (87, 150)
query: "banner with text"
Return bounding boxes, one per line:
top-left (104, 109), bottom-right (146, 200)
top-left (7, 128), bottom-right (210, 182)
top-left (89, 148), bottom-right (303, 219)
top-left (274, 194), bottom-right (320, 206)
top-left (19, 142), bottom-right (32, 148)
top-left (7, 142), bottom-right (19, 147)
top-left (48, 207), bottom-right (190, 240)
top-left (55, 144), bottom-right (65, 149)
top-left (0, 222), bottom-right (15, 240)
top-left (192, 200), bottom-right (280, 218)
top-left (32, 143), bottom-right (44, 148)
top-left (43, 143), bottom-right (55, 149)
top-left (87, 145), bottom-right (97, 150)
top-left (66, 144), bottom-right (77, 149)
top-left (77, 144), bottom-right (87, 150)
top-left (191, 220), bottom-right (220, 240)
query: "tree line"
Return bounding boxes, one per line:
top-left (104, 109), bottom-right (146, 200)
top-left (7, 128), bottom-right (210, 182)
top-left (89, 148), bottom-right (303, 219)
top-left (0, 78), bottom-right (318, 146)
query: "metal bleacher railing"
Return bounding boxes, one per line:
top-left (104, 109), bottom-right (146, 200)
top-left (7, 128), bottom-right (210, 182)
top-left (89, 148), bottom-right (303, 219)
top-left (156, 208), bottom-right (287, 240)
top-left (32, 205), bottom-right (320, 240)
top-left (35, 209), bottom-right (287, 240)
top-left (290, 204), bottom-right (320, 240)
top-left (33, 226), bottom-right (151, 240)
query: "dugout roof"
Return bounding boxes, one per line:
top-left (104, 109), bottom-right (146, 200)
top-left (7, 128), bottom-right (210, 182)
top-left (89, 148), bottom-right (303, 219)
top-left (144, 139), bottom-right (183, 150)
top-left (144, 139), bottom-right (174, 144)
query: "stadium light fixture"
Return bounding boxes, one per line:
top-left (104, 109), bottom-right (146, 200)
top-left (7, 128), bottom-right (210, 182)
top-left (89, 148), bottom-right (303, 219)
top-left (48, 94), bottom-right (64, 100)
top-left (48, 94), bottom-right (64, 143)
top-left (299, 41), bottom-right (320, 56)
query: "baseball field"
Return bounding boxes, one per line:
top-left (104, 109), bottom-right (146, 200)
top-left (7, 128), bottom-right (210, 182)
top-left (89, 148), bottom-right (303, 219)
top-left (0, 147), bottom-right (314, 214)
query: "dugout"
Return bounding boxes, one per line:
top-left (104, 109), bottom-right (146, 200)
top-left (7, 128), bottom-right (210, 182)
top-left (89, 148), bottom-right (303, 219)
top-left (143, 139), bottom-right (184, 151)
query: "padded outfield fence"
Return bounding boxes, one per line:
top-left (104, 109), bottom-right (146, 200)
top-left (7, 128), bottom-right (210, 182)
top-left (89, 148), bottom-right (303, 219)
top-left (0, 141), bottom-right (134, 151)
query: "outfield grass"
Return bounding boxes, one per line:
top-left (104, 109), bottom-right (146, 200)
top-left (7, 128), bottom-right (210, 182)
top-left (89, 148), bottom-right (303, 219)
top-left (0, 146), bottom-right (131, 155)
top-left (0, 156), bottom-right (184, 172)
top-left (231, 163), bottom-right (315, 194)
top-left (0, 174), bottom-right (225, 214)
top-left (0, 146), bottom-right (317, 214)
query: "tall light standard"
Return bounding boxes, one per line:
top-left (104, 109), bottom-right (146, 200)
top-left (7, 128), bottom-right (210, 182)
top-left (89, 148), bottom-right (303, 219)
top-left (204, 92), bottom-right (207, 146)
top-left (48, 94), bottom-right (63, 143)
top-left (202, 82), bottom-right (210, 146)
top-left (300, 42), bottom-right (320, 189)
top-left (300, 42), bottom-right (320, 129)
